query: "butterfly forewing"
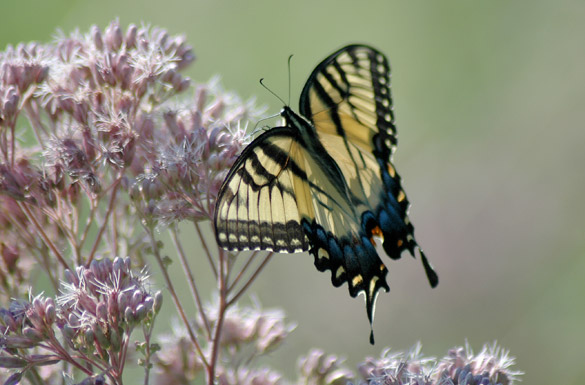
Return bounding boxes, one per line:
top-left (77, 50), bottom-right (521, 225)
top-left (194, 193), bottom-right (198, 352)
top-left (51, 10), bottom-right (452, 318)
top-left (300, 45), bottom-right (396, 162)
top-left (215, 128), bottom-right (310, 253)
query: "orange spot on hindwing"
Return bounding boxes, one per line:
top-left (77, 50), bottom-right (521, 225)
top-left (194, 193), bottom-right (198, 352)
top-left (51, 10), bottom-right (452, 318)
top-left (369, 226), bottom-right (384, 246)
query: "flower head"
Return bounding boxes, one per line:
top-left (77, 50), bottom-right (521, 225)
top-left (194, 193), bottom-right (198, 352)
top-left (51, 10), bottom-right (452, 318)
top-left (356, 343), bottom-right (522, 385)
top-left (154, 320), bottom-right (206, 385)
top-left (218, 367), bottom-right (282, 385)
top-left (298, 349), bottom-right (355, 385)
top-left (435, 342), bottom-right (523, 385)
top-left (130, 78), bottom-right (264, 225)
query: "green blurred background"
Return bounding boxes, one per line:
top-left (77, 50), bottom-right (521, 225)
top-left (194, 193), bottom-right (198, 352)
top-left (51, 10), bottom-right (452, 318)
top-left (2, 0), bottom-right (584, 384)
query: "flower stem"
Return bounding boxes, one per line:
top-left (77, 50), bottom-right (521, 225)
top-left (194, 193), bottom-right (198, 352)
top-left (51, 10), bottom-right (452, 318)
top-left (17, 202), bottom-right (71, 271)
top-left (207, 247), bottom-right (228, 385)
top-left (144, 224), bottom-right (209, 369)
top-left (170, 225), bottom-right (212, 338)
top-left (87, 174), bottom-right (122, 265)
top-left (227, 252), bottom-right (273, 306)
top-left (228, 250), bottom-right (259, 292)
top-left (194, 221), bottom-right (217, 279)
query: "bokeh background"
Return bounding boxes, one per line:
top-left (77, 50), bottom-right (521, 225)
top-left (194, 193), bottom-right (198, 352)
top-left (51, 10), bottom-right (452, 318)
top-left (2, 0), bottom-right (584, 384)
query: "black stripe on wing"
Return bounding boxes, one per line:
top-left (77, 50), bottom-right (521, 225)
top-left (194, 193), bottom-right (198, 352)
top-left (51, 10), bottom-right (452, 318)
top-left (214, 127), bottom-right (310, 253)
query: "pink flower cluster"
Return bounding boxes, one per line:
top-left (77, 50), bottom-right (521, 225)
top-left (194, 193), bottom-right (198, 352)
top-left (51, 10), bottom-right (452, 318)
top-left (0, 257), bottom-right (160, 385)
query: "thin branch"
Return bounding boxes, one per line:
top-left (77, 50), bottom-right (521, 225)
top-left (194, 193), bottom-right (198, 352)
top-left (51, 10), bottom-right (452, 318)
top-left (17, 202), bottom-right (71, 271)
top-left (170, 226), bottom-right (212, 338)
top-left (79, 200), bottom-right (98, 250)
top-left (117, 332), bottom-right (130, 385)
top-left (112, 207), bottom-right (119, 257)
top-left (228, 250), bottom-right (259, 292)
top-left (227, 252), bottom-right (274, 306)
top-left (140, 309), bottom-right (158, 385)
top-left (144, 225), bottom-right (209, 369)
top-left (194, 221), bottom-right (217, 279)
top-left (0, 131), bottom-right (7, 163)
top-left (87, 175), bottom-right (122, 265)
top-left (207, 247), bottom-right (228, 385)
top-left (10, 121), bottom-right (15, 167)
top-left (48, 196), bottom-right (81, 264)
top-left (3, 209), bottom-right (60, 290)
top-left (22, 94), bottom-right (49, 143)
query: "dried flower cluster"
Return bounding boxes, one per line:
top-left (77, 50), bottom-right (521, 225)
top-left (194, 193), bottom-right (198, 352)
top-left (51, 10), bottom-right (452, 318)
top-left (0, 257), bottom-right (160, 385)
top-left (294, 343), bottom-right (523, 385)
top-left (358, 343), bottom-right (522, 385)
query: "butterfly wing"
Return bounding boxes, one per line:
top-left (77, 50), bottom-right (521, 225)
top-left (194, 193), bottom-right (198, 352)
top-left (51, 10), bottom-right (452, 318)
top-left (214, 123), bottom-right (374, 256)
top-left (298, 44), bottom-right (438, 334)
top-left (214, 127), bottom-right (311, 253)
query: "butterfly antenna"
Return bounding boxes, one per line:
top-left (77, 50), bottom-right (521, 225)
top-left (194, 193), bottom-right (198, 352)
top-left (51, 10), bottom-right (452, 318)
top-left (287, 54), bottom-right (294, 106)
top-left (251, 112), bottom-right (281, 135)
top-left (259, 78), bottom-right (287, 106)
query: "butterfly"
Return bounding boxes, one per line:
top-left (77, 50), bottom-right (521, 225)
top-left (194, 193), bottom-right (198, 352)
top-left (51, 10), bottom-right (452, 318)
top-left (214, 44), bottom-right (438, 344)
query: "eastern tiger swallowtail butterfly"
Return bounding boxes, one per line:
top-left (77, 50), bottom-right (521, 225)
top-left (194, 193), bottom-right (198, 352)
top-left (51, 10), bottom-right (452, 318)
top-left (214, 44), bottom-right (438, 344)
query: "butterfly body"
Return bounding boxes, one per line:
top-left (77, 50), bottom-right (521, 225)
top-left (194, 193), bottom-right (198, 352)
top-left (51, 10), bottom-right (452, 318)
top-left (214, 45), bottom-right (438, 344)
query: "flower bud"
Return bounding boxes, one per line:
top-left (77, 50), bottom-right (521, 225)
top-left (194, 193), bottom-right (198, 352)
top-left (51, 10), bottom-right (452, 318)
top-left (113, 256), bottom-right (125, 274)
top-left (44, 303), bottom-right (56, 325)
top-left (91, 25), bottom-right (104, 50)
top-left (0, 309), bottom-right (18, 332)
top-left (96, 301), bottom-right (108, 321)
top-left (156, 31), bottom-right (169, 50)
top-left (107, 295), bottom-right (119, 323)
top-left (93, 323), bottom-right (110, 349)
top-left (2, 87), bottom-right (20, 122)
top-left (134, 304), bottom-right (147, 321)
top-left (124, 306), bottom-right (136, 325)
top-left (0, 356), bottom-right (27, 368)
top-left (143, 296), bottom-right (154, 312)
top-left (177, 77), bottom-right (191, 93)
top-left (3, 335), bottom-right (38, 349)
top-left (131, 289), bottom-right (143, 308)
top-left (21, 327), bottom-right (44, 343)
top-left (109, 326), bottom-right (121, 352)
top-left (4, 371), bottom-right (23, 385)
top-left (0, 243), bottom-right (19, 273)
top-left (153, 291), bottom-right (163, 314)
top-left (84, 327), bottom-right (95, 346)
top-left (61, 324), bottom-right (76, 340)
top-left (125, 24), bottom-right (137, 49)
top-left (105, 21), bottom-right (123, 51)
